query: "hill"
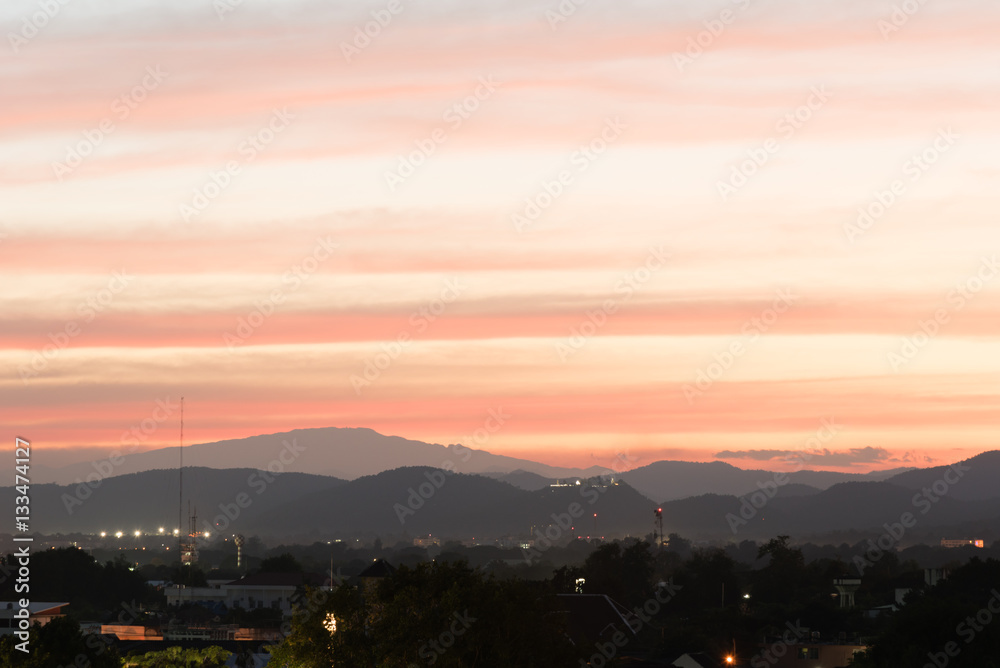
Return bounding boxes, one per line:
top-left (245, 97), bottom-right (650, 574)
top-left (35, 427), bottom-right (610, 485)
top-left (244, 467), bottom-right (655, 540)
top-left (620, 460), bottom-right (916, 502)
top-left (9, 467), bottom-right (343, 535)
top-left (884, 451), bottom-right (1000, 501)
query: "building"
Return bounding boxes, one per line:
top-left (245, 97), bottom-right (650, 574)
top-left (101, 625), bottom-right (163, 641)
top-left (941, 539), bottom-right (984, 548)
top-left (496, 536), bottom-right (535, 550)
top-left (0, 602), bottom-right (68, 635)
top-left (357, 558), bottom-right (396, 594)
top-left (413, 536), bottom-right (440, 548)
top-left (220, 572), bottom-right (328, 613)
top-left (832, 578), bottom-right (861, 608)
top-left (166, 572), bottom-right (328, 614)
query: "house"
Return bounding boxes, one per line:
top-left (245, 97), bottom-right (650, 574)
top-left (356, 558), bottom-right (396, 594)
top-left (0, 602), bottom-right (68, 635)
top-left (166, 572), bottom-right (328, 614)
top-left (223, 572), bottom-right (327, 613)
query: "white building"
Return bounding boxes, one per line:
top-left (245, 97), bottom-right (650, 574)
top-left (167, 572), bottom-right (328, 614)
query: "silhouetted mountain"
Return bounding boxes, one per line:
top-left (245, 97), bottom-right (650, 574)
top-left (35, 427), bottom-right (610, 485)
top-left (884, 451), bottom-right (1000, 501)
top-left (481, 469), bottom-right (563, 491)
top-left (7, 467), bottom-right (343, 534)
top-left (620, 460), bottom-right (916, 502)
top-left (12, 450), bottom-right (1000, 545)
top-left (658, 480), bottom-right (1000, 541)
top-left (243, 467), bottom-right (655, 540)
top-left (768, 483), bottom-right (821, 497)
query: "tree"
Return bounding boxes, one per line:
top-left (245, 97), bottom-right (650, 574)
top-left (852, 558), bottom-right (1000, 668)
top-left (127, 646), bottom-right (231, 668)
top-left (579, 541), bottom-right (655, 607)
top-left (0, 617), bottom-right (121, 668)
top-left (269, 561), bottom-right (581, 667)
top-left (260, 553), bottom-right (302, 573)
top-left (753, 535), bottom-right (807, 608)
top-left (0, 549), bottom-right (155, 620)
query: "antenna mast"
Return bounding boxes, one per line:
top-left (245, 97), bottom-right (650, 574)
top-left (178, 397), bottom-right (184, 554)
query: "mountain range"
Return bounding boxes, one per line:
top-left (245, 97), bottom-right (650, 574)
top-left (34, 427), bottom-right (917, 503)
top-left (31, 427), bottom-right (610, 486)
top-left (9, 427), bottom-right (999, 547)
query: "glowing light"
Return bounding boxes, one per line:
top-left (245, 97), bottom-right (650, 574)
top-left (100, 532), bottom-right (107, 538)
top-left (115, 531), bottom-right (123, 538)
top-left (726, 656), bottom-right (734, 664)
top-left (158, 527), bottom-right (165, 534)
top-left (133, 530), bottom-right (141, 537)
top-left (323, 613), bottom-right (337, 635)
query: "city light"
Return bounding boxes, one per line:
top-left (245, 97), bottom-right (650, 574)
top-left (133, 530), bottom-right (141, 537)
top-left (100, 532), bottom-right (107, 538)
top-left (115, 531), bottom-right (123, 539)
top-left (158, 527), bottom-right (165, 534)
top-left (323, 613), bottom-right (337, 635)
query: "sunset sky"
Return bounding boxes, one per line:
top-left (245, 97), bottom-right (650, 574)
top-left (3, 0), bottom-right (999, 475)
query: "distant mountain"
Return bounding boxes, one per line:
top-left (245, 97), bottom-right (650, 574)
top-left (9, 459), bottom-right (1000, 545)
top-left (619, 460), bottom-right (917, 502)
top-left (770, 483), bottom-right (821, 498)
top-left (657, 479), bottom-right (1000, 541)
top-left (8, 467), bottom-right (343, 534)
top-left (480, 469), bottom-right (563, 491)
top-left (244, 466), bottom-right (655, 540)
top-left (884, 451), bottom-right (1000, 501)
top-left (35, 427), bottom-right (610, 486)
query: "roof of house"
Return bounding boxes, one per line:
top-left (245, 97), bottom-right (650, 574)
top-left (0, 602), bottom-right (68, 616)
top-left (672, 652), bottom-right (721, 668)
top-left (358, 559), bottom-right (396, 579)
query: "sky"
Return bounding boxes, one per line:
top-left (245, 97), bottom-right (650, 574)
top-left (3, 0), bottom-right (1000, 474)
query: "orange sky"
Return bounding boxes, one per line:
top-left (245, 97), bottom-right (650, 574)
top-left (3, 0), bottom-right (999, 474)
